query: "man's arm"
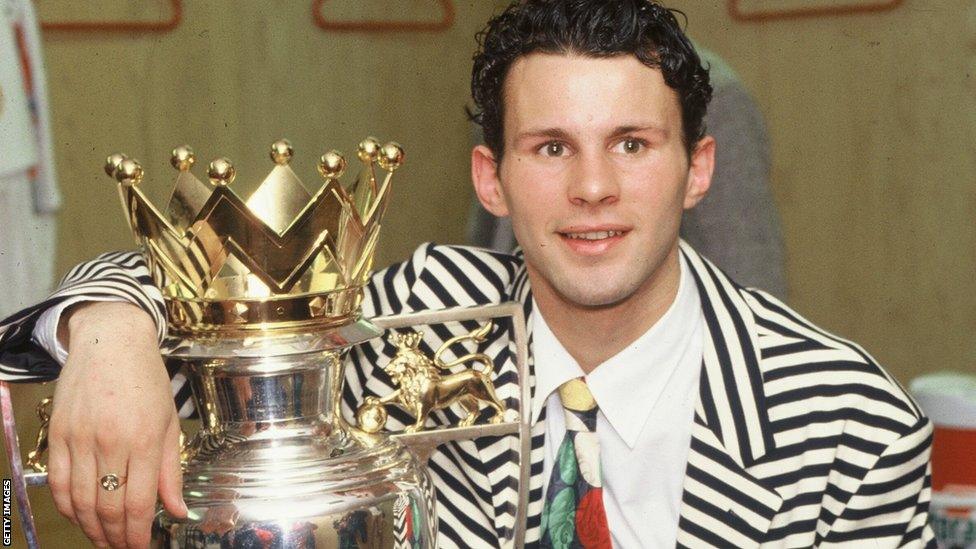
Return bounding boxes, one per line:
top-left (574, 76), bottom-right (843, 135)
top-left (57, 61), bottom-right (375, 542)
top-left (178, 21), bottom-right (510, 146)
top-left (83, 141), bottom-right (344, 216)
top-left (0, 250), bottom-right (185, 548)
top-left (819, 417), bottom-right (937, 548)
top-left (50, 302), bottom-right (185, 548)
top-left (0, 250), bottom-right (166, 381)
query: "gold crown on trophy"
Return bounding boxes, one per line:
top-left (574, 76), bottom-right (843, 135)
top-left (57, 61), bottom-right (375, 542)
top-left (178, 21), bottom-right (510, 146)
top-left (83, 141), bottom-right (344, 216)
top-left (105, 137), bottom-right (403, 335)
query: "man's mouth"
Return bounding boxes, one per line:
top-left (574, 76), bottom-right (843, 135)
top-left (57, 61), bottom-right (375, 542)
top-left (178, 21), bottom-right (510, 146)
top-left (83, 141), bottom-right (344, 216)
top-left (561, 230), bottom-right (625, 241)
top-left (557, 227), bottom-right (629, 255)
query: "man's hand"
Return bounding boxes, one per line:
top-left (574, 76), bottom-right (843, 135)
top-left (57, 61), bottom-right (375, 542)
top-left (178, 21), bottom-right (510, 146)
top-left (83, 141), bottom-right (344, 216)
top-left (47, 302), bottom-right (186, 548)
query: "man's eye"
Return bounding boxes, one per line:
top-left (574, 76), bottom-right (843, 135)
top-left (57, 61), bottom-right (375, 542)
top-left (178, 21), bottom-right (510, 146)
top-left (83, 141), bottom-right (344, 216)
top-left (615, 138), bottom-right (645, 154)
top-left (540, 142), bottom-right (566, 157)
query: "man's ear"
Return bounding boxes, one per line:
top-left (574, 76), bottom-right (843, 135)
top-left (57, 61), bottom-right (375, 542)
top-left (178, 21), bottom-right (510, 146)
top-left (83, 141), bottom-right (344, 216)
top-left (471, 145), bottom-right (509, 217)
top-left (683, 135), bottom-right (715, 210)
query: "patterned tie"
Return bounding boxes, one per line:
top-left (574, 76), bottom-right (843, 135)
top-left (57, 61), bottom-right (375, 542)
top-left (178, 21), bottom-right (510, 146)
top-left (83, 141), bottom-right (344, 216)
top-left (540, 378), bottom-right (612, 549)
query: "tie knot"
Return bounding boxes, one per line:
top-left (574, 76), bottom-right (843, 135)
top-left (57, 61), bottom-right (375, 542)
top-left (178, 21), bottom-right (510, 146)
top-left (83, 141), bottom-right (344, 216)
top-left (558, 377), bottom-right (598, 431)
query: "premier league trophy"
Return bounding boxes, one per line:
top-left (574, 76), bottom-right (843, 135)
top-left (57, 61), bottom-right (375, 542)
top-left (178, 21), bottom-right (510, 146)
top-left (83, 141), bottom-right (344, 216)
top-left (0, 138), bottom-right (530, 548)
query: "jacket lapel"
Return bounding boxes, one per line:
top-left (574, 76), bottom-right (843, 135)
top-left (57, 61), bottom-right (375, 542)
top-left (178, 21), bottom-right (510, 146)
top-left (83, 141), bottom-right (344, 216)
top-left (677, 243), bottom-right (783, 546)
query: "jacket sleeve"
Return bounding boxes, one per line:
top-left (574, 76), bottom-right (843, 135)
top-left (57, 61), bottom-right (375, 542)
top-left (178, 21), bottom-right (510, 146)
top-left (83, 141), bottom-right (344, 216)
top-left (0, 250), bottom-right (167, 381)
top-left (819, 417), bottom-right (937, 548)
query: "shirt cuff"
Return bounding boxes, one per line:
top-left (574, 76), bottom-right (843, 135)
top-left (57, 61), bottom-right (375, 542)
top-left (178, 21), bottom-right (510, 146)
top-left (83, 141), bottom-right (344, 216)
top-left (31, 295), bottom-right (126, 366)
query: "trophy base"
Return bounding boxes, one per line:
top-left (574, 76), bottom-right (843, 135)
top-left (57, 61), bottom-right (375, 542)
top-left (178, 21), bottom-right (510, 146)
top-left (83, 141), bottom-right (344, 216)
top-left (151, 434), bottom-right (434, 548)
top-left (152, 495), bottom-right (426, 548)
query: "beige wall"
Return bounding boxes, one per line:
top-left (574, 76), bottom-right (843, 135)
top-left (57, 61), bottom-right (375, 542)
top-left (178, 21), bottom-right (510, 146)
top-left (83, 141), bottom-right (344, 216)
top-left (41, 0), bottom-right (506, 273)
top-left (3, 1), bottom-right (975, 546)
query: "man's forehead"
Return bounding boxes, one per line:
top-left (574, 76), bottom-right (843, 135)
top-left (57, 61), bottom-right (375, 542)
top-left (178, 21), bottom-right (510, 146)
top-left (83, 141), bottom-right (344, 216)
top-left (502, 52), bottom-right (680, 136)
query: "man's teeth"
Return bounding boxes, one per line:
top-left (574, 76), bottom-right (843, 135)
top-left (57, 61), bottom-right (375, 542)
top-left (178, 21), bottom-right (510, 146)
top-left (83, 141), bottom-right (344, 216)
top-left (564, 230), bottom-right (623, 240)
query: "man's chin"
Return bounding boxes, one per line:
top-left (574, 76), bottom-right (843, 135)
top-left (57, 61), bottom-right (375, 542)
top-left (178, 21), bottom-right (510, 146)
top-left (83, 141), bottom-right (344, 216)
top-left (551, 280), bottom-right (638, 310)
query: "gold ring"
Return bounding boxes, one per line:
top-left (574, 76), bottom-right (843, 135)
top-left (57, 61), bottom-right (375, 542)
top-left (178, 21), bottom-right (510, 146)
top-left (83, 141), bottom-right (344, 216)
top-left (99, 473), bottom-right (126, 491)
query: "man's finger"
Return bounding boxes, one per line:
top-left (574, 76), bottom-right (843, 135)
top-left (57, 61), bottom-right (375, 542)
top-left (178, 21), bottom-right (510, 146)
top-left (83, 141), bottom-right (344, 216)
top-left (124, 452), bottom-right (162, 548)
top-left (46, 436), bottom-right (76, 525)
top-left (95, 454), bottom-right (129, 547)
top-left (156, 417), bottom-right (187, 520)
top-left (69, 450), bottom-right (107, 546)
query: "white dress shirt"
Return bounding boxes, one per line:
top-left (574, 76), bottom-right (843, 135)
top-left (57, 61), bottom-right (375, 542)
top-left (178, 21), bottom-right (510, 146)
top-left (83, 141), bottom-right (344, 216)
top-left (532, 255), bottom-right (704, 548)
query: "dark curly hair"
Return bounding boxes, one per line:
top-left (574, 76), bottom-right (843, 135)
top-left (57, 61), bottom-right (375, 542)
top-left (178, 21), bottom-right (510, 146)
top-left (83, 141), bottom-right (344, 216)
top-left (470, 0), bottom-right (712, 160)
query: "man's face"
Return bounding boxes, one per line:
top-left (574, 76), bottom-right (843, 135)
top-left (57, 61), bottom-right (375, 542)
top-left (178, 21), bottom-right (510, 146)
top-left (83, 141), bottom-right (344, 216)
top-left (473, 53), bottom-right (714, 309)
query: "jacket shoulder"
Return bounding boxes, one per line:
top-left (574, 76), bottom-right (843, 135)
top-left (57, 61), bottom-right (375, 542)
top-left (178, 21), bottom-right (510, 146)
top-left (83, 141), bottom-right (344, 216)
top-left (363, 243), bottom-right (521, 317)
top-left (741, 287), bottom-right (928, 445)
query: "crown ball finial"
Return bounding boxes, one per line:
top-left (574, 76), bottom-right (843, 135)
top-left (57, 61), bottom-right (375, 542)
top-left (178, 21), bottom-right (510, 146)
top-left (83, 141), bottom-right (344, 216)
top-left (104, 153), bottom-right (128, 179)
top-left (114, 158), bottom-right (144, 186)
top-left (357, 137), bottom-right (381, 163)
top-left (208, 157), bottom-right (236, 186)
top-left (270, 139), bottom-right (294, 165)
top-left (318, 150), bottom-right (346, 180)
top-left (170, 145), bottom-right (195, 172)
top-left (378, 142), bottom-right (404, 171)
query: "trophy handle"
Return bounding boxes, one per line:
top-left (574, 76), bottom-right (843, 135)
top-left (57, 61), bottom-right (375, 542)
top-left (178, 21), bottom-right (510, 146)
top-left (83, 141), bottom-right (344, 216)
top-left (0, 381), bottom-right (44, 549)
top-left (361, 302), bottom-right (532, 549)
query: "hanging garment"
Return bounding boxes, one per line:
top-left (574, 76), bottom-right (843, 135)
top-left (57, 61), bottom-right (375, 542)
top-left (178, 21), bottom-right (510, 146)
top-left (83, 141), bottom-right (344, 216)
top-left (0, 0), bottom-right (60, 318)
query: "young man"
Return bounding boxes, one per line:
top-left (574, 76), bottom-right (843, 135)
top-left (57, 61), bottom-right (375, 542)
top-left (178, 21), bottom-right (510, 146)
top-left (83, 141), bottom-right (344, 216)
top-left (0, 1), bottom-right (935, 548)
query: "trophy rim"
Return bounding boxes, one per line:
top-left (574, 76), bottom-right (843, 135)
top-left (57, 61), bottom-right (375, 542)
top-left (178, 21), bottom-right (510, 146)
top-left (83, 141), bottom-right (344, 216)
top-left (162, 315), bottom-right (383, 358)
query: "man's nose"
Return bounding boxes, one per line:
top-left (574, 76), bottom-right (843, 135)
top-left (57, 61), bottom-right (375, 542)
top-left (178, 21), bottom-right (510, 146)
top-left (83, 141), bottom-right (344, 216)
top-left (568, 153), bottom-right (620, 206)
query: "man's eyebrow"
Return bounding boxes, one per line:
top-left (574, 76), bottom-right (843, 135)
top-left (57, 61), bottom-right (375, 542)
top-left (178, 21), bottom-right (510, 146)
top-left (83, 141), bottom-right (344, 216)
top-left (610, 125), bottom-right (670, 139)
top-left (514, 125), bottom-right (671, 141)
top-left (514, 127), bottom-right (573, 141)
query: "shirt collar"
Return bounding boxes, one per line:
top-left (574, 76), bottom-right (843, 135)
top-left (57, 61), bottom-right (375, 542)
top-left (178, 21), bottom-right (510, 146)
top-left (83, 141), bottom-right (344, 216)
top-left (529, 254), bottom-right (703, 448)
top-left (530, 305), bottom-right (584, 426)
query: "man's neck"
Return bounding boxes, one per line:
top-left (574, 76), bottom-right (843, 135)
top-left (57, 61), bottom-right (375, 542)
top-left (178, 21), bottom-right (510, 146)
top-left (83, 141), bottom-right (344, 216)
top-left (529, 245), bottom-right (683, 373)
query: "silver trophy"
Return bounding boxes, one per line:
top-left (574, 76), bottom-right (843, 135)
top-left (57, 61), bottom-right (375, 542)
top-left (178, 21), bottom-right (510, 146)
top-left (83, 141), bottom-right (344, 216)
top-left (0, 139), bottom-right (530, 547)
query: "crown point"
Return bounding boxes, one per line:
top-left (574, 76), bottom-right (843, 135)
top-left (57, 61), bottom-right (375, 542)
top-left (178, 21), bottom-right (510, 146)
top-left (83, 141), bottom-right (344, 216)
top-left (357, 137), bottom-right (381, 163)
top-left (170, 145), bottom-right (195, 171)
top-left (318, 150), bottom-right (346, 180)
top-left (208, 158), bottom-right (236, 186)
top-left (378, 142), bottom-right (404, 171)
top-left (104, 153), bottom-right (128, 179)
top-left (114, 158), bottom-right (144, 186)
top-left (270, 139), bottom-right (294, 165)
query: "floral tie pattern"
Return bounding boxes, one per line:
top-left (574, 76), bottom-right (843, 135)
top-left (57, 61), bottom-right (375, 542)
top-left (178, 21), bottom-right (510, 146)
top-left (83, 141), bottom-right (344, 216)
top-left (540, 378), bottom-right (612, 549)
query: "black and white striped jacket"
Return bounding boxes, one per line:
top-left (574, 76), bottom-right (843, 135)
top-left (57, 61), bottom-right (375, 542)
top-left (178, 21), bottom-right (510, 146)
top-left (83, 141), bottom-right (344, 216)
top-left (0, 242), bottom-right (936, 548)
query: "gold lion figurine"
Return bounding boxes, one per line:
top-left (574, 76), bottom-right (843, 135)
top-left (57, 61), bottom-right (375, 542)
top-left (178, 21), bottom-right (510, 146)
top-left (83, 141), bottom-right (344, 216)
top-left (357, 321), bottom-right (507, 433)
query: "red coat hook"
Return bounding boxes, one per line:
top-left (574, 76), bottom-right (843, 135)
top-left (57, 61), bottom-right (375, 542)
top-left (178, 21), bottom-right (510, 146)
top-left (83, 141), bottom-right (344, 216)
top-left (728, 0), bottom-right (904, 22)
top-left (40, 0), bottom-right (181, 32)
top-left (313, 0), bottom-right (455, 33)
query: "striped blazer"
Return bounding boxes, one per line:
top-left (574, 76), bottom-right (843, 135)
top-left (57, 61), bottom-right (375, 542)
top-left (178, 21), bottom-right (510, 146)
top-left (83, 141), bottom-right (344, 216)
top-left (0, 241), bottom-right (936, 548)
